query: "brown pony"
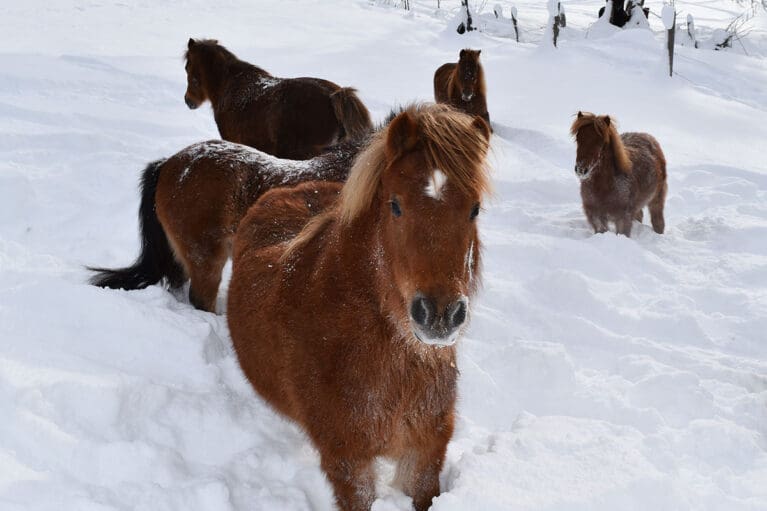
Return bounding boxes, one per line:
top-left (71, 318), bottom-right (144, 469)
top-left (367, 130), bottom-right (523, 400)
top-left (89, 139), bottom-right (361, 312)
top-left (434, 49), bottom-right (491, 130)
top-left (227, 104), bottom-right (492, 511)
top-left (570, 112), bottom-right (667, 237)
top-left (184, 38), bottom-right (372, 159)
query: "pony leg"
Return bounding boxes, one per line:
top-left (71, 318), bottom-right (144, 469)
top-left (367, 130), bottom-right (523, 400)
top-left (584, 207), bottom-right (608, 234)
top-left (394, 442), bottom-right (448, 511)
top-left (321, 455), bottom-right (376, 511)
top-left (649, 182), bottom-right (667, 234)
top-left (634, 209), bottom-right (644, 223)
top-left (187, 239), bottom-right (230, 313)
top-left (616, 212), bottom-right (634, 237)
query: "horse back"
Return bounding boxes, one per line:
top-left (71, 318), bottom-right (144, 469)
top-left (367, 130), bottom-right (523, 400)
top-left (264, 78), bottom-right (346, 158)
top-left (233, 181), bottom-right (342, 259)
top-left (155, 141), bottom-right (249, 252)
top-left (434, 63), bottom-right (456, 103)
top-left (622, 132), bottom-right (667, 181)
top-left (620, 132), bottom-right (667, 205)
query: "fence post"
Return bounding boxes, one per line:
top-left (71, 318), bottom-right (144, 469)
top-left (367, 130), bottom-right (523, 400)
top-left (662, 4), bottom-right (676, 77)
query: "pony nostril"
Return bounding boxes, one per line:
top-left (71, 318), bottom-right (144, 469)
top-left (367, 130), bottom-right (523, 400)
top-left (447, 299), bottom-right (468, 330)
top-left (410, 295), bottom-right (435, 328)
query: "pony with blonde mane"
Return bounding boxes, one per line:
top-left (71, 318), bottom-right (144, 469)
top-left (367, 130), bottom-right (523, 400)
top-left (227, 104), bottom-right (492, 511)
top-left (570, 111), bottom-right (667, 236)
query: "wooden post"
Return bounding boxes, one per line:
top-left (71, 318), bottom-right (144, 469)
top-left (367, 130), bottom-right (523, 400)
top-left (511, 7), bottom-right (519, 42)
top-left (662, 4), bottom-right (676, 77)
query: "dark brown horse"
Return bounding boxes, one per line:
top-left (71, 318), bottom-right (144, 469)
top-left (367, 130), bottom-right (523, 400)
top-left (434, 49), bottom-right (491, 130)
top-left (89, 139), bottom-right (362, 312)
top-left (184, 38), bottom-right (372, 159)
top-left (571, 112), bottom-right (667, 237)
top-left (227, 104), bottom-right (492, 511)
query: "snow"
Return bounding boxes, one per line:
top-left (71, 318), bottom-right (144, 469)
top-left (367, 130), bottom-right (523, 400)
top-left (662, 4), bottom-right (676, 31)
top-left (1, 1), bottom-right (766, 510)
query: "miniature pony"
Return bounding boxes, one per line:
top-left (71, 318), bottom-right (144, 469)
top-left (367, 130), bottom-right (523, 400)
top-left (570, 112), bottom-right (667, 236)
top-left (434, 49), bottom-right (491, 130)
top-left (184, 38), bottom-right (372, 159)
top-left (227, 104), bottom-right (492, 510)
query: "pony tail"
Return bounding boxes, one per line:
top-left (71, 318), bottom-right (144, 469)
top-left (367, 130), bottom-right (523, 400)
top-left (330, 88), bottom-right (373, 142)
top-left (89, 159), bottom-right (185, 290)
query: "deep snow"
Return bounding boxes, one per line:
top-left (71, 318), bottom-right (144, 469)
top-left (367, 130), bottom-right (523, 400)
top-left (1, 1), bottom-right (766, 510)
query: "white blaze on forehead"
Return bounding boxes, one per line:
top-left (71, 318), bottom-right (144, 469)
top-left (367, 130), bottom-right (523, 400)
top-left (425, 169), bottom-right (448, 200)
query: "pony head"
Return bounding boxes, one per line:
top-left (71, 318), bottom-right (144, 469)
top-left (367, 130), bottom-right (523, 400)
top-left (570, 111), bottom-right (631, 180)
top-left (183, 38), bottom-right (233, 109)
top-left (339, 104), bottom-right (492, 346)
top-left (457, 49), bottom-right (483, 102)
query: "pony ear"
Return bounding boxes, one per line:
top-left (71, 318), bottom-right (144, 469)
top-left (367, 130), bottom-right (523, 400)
top-left (604, 115), bottom-right (611, 126)
top-left (188, 38), bottom-right (196, 49)
top-left (385, 111), bottom-right (420, 160)
top-left (477, 49), bottom-right (482, 55)
top-left (577, 111), bottom-right (583, 118)
top-left (460, 49), bottom-right (466, 58)
top-left (473, 116), bottom-right (491, 143)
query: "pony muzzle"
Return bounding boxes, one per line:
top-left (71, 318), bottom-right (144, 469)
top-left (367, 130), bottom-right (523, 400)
top-left (409, 294), bottom-right (468, 347)
top-left (184, 95), bottom-right (199, 110)
top-left (574, 164), bottom-right (592, 180)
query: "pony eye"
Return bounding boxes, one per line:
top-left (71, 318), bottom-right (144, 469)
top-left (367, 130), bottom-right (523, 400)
top-left (470, 203), bottom-right (480, 220)
top-left (390, 198), bottom-right (402, 218)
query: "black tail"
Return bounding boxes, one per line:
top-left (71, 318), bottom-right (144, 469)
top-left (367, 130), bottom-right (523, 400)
top-left (89, 159), bottom-right (185, 290)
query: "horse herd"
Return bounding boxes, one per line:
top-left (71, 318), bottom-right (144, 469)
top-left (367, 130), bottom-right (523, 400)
top-left (90, 39), bottom-right (668, 511)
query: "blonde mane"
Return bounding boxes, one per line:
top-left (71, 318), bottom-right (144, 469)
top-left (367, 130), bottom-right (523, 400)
top-left (570, 112), bottom-right (632, 174)
top-left (283, 104), bottom-right (492, 261)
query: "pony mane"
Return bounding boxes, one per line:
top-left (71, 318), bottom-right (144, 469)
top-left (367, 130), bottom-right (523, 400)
top-left (570, 112), bottom-right (632, 174)
top-left (339, 103), bottom-right (492, 224)
top-left (281, 104), bottom-right (491, 261)
top-left (185, 39), bottom-right (239, 64)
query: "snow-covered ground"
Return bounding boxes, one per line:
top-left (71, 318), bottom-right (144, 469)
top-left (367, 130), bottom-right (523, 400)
top-left (1, 1), bottom-right (766, 510)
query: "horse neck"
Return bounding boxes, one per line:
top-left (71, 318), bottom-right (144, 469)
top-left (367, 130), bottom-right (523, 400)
top-left (200, 55), bottom-right (228, 106)
top-left (205, 56), bottom-right (269, 107)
